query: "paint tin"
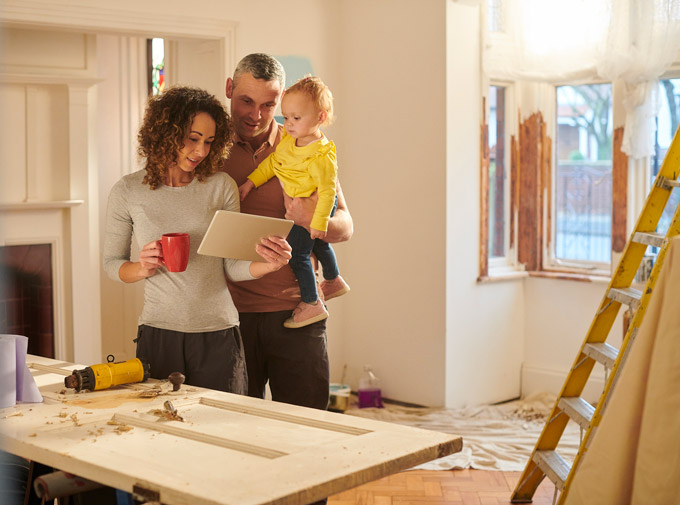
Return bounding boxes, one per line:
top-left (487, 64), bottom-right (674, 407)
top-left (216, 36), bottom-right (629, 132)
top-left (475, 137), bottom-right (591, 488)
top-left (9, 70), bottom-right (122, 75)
top-left (329, 383), bottom-right (351, 412)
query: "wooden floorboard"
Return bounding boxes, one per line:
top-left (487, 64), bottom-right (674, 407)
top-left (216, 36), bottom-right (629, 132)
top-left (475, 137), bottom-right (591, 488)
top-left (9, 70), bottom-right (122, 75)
top-left (328, 469), bottom-right (557, 505)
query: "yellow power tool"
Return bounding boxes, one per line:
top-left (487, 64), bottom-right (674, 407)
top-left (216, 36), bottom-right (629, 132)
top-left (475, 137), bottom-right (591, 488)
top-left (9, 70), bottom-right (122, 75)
top-left (64, 355), bottom-right (150, 392)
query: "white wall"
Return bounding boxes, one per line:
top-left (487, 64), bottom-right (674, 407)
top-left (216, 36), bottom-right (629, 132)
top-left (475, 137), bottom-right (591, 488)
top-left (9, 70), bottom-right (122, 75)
top-left (328, 0), bottom-right (449, 406)
top-left (444, 0), bottom-right (526, 407)
top-left (522, 277), bottom-right (626, 403)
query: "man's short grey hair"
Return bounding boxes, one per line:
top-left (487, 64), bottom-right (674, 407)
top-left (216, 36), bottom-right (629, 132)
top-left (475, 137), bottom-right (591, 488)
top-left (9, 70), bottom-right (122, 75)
top-left (233, 53), bottom-right (286, 89)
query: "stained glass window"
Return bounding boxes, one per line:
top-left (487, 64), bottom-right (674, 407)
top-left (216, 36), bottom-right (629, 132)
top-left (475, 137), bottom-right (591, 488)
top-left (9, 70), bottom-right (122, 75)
top-left (148, 38), bottom-right (165, 96)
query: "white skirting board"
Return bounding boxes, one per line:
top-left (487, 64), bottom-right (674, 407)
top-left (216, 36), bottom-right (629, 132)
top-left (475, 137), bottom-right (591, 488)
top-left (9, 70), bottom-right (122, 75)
top-left (521, 364), bottom-right (605, 404)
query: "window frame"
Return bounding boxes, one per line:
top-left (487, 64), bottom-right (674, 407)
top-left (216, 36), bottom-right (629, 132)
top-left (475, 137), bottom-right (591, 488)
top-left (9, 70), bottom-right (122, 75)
top-left (543, 79), bottom-right (614, 277)
top-left (478, 78), bottom-right (630, 281)
top-left (479, 80), bottom-right (520, 280)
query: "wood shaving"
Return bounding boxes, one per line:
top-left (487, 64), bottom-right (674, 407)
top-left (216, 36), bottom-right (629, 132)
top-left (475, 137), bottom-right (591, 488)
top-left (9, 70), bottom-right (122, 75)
top-left (114, 425), bottom-right (133, 435)
top-left (107, 420), bottom-right (133, 429)
top-left (138, 389), bottom-right (162, 398)
top-left (4, 411), bottom-right (23, 418)
top-left (151, 409), bottom-right (184, 422)
top-left (136, 382), bottom-right (183, 399)
top-left (508, 404), bottom-right (548, 423)
top-left (29, 433), bottom-right (37, 437)
top-left (58, 412), bottom-right (68, 418)
top-left (70, 413), bottom-right (81, 426)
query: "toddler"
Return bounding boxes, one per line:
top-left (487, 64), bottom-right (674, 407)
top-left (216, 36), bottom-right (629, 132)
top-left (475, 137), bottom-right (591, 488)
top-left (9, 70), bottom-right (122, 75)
top-left (239, 75), bottom-right (350, 328)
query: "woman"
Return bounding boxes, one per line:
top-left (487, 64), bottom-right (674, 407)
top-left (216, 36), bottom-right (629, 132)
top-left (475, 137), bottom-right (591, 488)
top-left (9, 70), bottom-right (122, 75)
top-left (103, 85), bottom-right (291, 393)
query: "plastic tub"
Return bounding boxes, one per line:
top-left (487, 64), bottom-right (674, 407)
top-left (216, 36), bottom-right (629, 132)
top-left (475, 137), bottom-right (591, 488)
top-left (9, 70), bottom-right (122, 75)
top-left (329, 383), bottom-right (351, 412)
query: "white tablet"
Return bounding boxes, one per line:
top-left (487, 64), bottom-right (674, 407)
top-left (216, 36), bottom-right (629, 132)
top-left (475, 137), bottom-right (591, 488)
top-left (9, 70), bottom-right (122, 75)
top-left (197, 210), bottom-right (294, 262)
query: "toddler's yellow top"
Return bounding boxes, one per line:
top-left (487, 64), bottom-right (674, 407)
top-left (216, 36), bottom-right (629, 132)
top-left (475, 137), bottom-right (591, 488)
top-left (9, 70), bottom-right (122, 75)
top-left (247, 131), bottom-right (337, 232)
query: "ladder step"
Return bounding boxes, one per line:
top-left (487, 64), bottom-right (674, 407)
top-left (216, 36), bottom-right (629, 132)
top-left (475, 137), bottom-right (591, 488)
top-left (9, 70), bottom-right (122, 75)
top-left (607, 287), bottom-right (642, 310)
top-left (658, 176), bottom-right (680, 189)
top-left (533, 450), bottom-right (570, 490)
top-left (632, 232), bottom-right (665, 248)
top-left (558, 397), bottom-right (595, 430)
top-left (583, 342), bottom-right (619, 369)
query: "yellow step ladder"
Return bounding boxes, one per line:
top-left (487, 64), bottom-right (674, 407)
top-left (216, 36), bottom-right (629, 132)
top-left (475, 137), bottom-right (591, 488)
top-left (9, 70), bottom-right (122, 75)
top-left (511, 130), bottom-right (680, 504)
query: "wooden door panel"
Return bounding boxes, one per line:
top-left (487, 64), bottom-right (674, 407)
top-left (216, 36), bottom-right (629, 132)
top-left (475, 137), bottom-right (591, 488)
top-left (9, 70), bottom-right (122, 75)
top-left (1, 356), bottom-right (462, 505)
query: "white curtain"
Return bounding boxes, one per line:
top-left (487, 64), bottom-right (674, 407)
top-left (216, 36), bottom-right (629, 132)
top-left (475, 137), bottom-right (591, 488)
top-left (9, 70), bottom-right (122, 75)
top-left (484, 0), bottom-right (680, 159)
top-left (484, 0), bottom-right (609, 82)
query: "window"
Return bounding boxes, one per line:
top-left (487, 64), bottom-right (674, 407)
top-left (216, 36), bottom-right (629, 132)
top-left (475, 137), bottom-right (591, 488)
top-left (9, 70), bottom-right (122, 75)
top-left (653, 77), bottom-right (680, 235)
top-left (487, 0), bottom-right (505, 33)
top-left (147, 38), bottom-right (165, 96)
top-left (489, 85), bottom-right (507, 259)
top-left (480, 83), bottom-right (514, 279)
top-left (479, 0), bottom-right (680, 280)
top-left (553, 83), bottom-right (613, 268)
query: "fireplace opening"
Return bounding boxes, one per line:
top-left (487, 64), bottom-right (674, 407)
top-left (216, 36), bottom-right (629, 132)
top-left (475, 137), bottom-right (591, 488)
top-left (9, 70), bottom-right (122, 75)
top-left (0, 244), bottom-right (55, 358)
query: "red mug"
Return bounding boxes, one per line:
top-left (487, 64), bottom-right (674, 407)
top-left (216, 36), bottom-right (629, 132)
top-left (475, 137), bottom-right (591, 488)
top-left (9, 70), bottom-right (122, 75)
top-left (161, 233), bottom-right (190, 272)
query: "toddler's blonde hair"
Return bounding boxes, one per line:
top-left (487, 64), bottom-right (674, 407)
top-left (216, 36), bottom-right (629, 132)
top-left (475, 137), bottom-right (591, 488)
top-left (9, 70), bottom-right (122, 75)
top-left (285, 74), bottom-right (335, 126)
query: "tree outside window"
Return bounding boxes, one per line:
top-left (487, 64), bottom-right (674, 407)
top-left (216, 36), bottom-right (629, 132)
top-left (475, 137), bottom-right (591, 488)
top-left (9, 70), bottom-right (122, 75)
top-left (654, 78), bottom-right (680, 235)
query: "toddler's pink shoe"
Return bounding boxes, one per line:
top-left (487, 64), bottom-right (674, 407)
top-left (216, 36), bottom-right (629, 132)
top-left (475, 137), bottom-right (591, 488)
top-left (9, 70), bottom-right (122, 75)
top-left (283, 300), bottom-right (329, 328)
top-left (320, 276), bottom-right (350, 301)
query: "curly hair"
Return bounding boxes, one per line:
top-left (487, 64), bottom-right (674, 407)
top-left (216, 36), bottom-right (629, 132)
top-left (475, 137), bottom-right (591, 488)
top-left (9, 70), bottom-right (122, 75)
top-left (137, 85), bottom-right (232, 190)
top-left (285, 75), bottom-right (335, 126)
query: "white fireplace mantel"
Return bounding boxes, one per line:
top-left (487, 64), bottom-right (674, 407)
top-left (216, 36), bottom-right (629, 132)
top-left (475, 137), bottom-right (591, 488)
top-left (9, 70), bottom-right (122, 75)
top-left (0, 200), bottom-right (83, 211)
top-left (0, 71), bottom-right (102, 363)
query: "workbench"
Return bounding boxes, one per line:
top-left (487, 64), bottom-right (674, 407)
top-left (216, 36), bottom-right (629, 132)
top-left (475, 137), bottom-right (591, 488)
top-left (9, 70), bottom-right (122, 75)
top-left (0, 355), bottom-right (462, 505)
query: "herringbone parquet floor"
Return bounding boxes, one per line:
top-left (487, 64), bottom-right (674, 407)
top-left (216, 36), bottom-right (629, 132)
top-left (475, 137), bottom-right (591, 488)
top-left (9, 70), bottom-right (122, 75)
top-left (328, 469), bottom-right (557, 505)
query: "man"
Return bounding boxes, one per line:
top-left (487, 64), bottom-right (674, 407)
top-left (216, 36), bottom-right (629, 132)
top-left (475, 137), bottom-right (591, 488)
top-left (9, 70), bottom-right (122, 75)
top-left (221, 53), bottom-right (353, 410)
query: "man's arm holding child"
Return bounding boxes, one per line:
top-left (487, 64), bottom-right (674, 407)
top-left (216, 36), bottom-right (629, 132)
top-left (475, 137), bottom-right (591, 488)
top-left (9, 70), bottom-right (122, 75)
top-left (284, 180), bottom-right (353, 243)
